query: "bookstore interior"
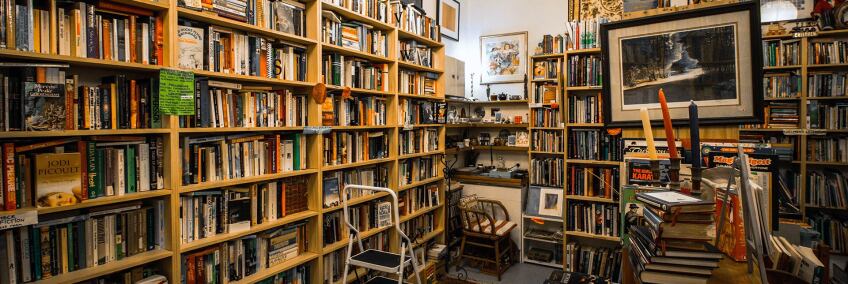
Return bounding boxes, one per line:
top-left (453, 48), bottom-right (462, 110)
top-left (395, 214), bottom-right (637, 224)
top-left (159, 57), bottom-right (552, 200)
top-left (0, 0), bottom-right (848, 283)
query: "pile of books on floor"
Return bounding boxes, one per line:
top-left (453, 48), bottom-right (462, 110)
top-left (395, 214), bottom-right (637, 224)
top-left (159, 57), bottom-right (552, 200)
top-left (628, 190), bottom-right (722, 284)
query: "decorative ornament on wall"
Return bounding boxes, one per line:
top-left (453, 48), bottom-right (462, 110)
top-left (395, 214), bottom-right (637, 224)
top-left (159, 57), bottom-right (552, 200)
top-left (569, 0), bottom-right (622, 21)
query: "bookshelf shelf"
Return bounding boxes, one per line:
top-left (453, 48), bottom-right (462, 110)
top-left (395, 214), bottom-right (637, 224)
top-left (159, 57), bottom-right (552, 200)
top-left (228, 253), bottom-right (320, 284)
top-left (566, 123), bottom-right (605, 127)
top-left (399, 176), bottom-right (445, 191)
top-left (30, 249), bottom-right (172, 284)
top-left (397, 29), bottom-right (444, 47)
top-left (807, 96), bottom-right (848, 100)
top-left (565, 195), bottom-right (616, 204)
top-left (112, 0), bottom-right (170, 10)
top-left (322, 192), bottom-right (391, 214)
top-left (530, 151), bottom-right (566, 155)
top-left (400, 204), bottom-right (443, 222)
top-left (397, 93), bottom-right (443, 100)
top-left (0, 49), bottom-right (162, 72)
top-left (762, 34), bottom-right (793, 39)
top-left (412, 228), bottom-right (444, 248)
top-left (322, 157), bottom-right (394, 171)
top-left (566, 86), bottom-right (602, 91)
top-left (566, 159), bottom-right (621, 166)
top-left (177, 7), bottom-right (317, 45)
top-left (325, 85), bottom-right (395, 96)
top-left (566, 48), bottom-right (602, 55)
top-left (0, 128), bottom-right (171, 138)
top-left (531, 53), bottom-right (565, 59)
top-left (179, 210), bottom-right (319, 253)
top-left (565, 231), bottom-right (620, 242)
top-left (190, 69), bottom-right (315, 88)
top-left (323, 225), bottom-right (393, 254)
top-left (398, 151), bottom-right (445, 160)
top-left (180, 169), bottom-right (319, 193)
top-left (446, 123), bottom-right (529, 128)
top-left (320, 2), bottom-right (395, 31)
top-left (523, 214), bottom-right (563, 223)
top-left (37, 190), bottom-right (172, 215)
top-left (530, 127), bottom-right (564, 130)
top-left (764, 97), bottom-right (801, 101)
top-left (457, 99), bottom-right (529, 104)
top-left (804, 161), bottom-right (848, 166)
top-left (523, 235), bottom-right (561, 244)
top-left (322, 43), bottom-right (393, 63)
top-left (178, 126), bottom-right (306, 133)
top-left (523, 258), bottom-right (563, 269)
top-left (448, 145), bottom-right (530, 153)
top-left (405, 123), bottom-right (444, 128)
top-left (532, 78), bottom-right (558, 83)
top-left (331, 125), bottom-right (395, 130)
top-left (763, 65), bottom-right (802, 70)
top-left (397, 61), bottom-right (443, 73)
top-left (808, 63), bottom-right (848, 68)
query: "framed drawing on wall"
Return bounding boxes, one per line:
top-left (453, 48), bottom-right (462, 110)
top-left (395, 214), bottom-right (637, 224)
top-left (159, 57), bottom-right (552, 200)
top-left (480, 31), bottom-right (528, 84)
top-left (439, 0), bottom-right (460, 40)
top-left (601, 2), bottom-right (763, 126)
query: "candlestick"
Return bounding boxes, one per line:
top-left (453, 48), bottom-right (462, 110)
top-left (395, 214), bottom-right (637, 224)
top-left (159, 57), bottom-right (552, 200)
top-left (658, 89), bottom-right (678, 158)
top-left (640, 108), bottom-right (658, 160)
top-left (689, 101), bottom-right (701, 167)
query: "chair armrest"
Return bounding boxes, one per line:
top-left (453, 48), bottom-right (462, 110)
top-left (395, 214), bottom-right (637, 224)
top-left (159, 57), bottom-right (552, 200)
top-left (477, 199), bottom-right (510, 221)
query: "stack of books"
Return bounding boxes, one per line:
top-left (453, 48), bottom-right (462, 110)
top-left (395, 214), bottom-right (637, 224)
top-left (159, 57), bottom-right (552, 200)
top-left (765, 102), bottom-right (800, 128)
top-left (628, 190), bottom-right (721, 284)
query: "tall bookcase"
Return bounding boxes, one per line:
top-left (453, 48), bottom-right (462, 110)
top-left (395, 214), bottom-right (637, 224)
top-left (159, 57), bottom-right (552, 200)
top-left (747, 29), bottom-right (848, 256)
top-left (0, 0), bottom-right (447, 283)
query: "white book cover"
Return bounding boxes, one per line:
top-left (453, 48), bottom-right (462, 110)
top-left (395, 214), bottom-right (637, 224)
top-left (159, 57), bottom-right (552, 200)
top-left (18, 228), bottom-right (30, 283)
top-left (6, 230), bottom-right (16, 284)
top-left (177, 24), bottom-right (205, 69)
top-left (138, 143), bottom-right (150, 192)
top-left (141, 22), bottom-right (149, 64)
top-left (283, 140), bottom-right (294, 171)
top-left (116, 149), bottom-right (125, 196)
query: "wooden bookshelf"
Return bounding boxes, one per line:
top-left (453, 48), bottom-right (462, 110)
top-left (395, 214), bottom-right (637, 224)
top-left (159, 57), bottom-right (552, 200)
top-left (0, 0), bottom-right (446, 283)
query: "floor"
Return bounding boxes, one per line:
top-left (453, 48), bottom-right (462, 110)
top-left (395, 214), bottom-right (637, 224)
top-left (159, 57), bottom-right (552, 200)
top-left (446, 262), bottom-right (556, 284)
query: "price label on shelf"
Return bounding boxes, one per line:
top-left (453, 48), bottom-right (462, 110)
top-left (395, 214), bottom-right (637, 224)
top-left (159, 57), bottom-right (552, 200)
top-left (304, 126), bottom-right (331, 134)
top-left (0, 209), bottom-right (37, 231)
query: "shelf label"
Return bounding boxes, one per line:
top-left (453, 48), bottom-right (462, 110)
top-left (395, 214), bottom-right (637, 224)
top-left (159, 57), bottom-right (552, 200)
top-left (159, 69), bottom-right (196, 115)
top-left (0, 210), bottom-right (37, 231)
top-left (782, 129), bottom-right (826, 136)
top-left (303, 126), bottom-right (331, 134)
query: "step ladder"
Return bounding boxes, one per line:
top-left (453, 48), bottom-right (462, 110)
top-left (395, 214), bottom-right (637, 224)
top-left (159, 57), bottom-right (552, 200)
top-left (341, 184), bottom-right (421, 284)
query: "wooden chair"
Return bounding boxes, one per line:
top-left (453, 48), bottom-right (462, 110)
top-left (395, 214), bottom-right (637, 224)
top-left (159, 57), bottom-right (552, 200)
top-left (457, 195), bottom-right (517, 281)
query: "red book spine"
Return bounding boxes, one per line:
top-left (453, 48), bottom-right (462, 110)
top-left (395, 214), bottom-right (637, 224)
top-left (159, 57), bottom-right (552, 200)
top-left (78, 141), bottom-right (88, 201)
top-left (4, 143), bottom-right (16, 210)
top-left (154, 17), bottom-right (164, 65)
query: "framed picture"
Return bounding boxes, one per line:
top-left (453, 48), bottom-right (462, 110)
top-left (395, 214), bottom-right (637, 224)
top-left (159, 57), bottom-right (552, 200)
top-left (537, 187), bottom-right (563, 218)
top-left (601, 2), bottom-right (763, 126)
top-left (759, 0), bottom-right (814, 22)
top-left (480, 31), bottom-right (528, 84)
top-left (438, 0), bottom-right (460, 40)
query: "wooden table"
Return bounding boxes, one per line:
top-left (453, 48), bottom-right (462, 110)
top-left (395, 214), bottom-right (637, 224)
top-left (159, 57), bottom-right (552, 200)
top-left (621, 248), bottom-right (764, 284)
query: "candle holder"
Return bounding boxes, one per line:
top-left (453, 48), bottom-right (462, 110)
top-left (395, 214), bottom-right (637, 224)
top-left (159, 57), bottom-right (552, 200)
top-left (650, 159), bottom-right (663, 187)
top-left (691, 165), bottom-right (703, 194)
top-left (668, 157), bottom-right (682, 190)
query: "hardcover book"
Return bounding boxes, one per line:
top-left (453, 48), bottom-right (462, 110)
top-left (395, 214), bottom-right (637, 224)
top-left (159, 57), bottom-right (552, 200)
top-left (35, 153), bottom-right (82, 208)
top-left (23, 82), bottom-right (66, 131)
top-left (177, 23), bottom-right (205, 70)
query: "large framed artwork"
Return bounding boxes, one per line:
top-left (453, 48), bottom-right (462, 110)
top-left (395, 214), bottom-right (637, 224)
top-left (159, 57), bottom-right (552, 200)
top-left (480, 32), bottom-right (528, 84)
top-left (601, 2), bottom-right (763, 126)
top-left (438, 0), bottom-right (460, 40)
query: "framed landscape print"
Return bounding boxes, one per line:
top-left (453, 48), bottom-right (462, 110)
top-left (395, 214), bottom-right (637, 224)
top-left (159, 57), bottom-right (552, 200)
top-left (480, 32), bottom-right (528, 84)
top-left (601, 2), bottom-right (763, 126)
top-left (439, 0), bottom-right (460, 40)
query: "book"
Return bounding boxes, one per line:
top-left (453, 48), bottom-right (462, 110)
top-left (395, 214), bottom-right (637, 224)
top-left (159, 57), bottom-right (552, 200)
top-left (399, 128), bottom-right (439, 155)
top-left (34, 153), bottom-right (82, 208)
top-left (181, 133), bottom-right (307, 185)
top-left (399, 40), bottom-right (432, 67)
top-left (642, 204), bottom-right (715, 242)
top-left (635, 190), bottom-right (715, 212)
top-left (531, 130), bottom-right (563, 152)
top-left (23, 82), bottom-right (66, 131)
top-left (177, 22), bottom-right (204, 70)
top-left (536, 34), bottom-right (565, 55)
top-left (322, 0), bottom-right (390, 23)
top-left (568, 129), bottom-right (623, 161)
top-left (762, 39), bottom-right (801, 67)
top-left (530, 156), bottom-right (563, 187)
top-left (565, 201), bottom-right (619, 237)
top-left (531, 107), bottom-right (561, 128)
top-left (323, 53), bottom-right (389, 91)
top-left (398, 70), bottom-right (437, 96)
top-left (322, 130), bottom-right (389, 166)
top-left (322, 11), bottom-right (388, 57)
top-left (567, 55), bottom-right (602, 87)
top-left (399, 156), bottom-right (437, 186)
top-left (390, 2), bottom-right (439, 42)
top-left (564, 242), bottom-right (621, 279)
top-left (322, 175), bottom-right (340, 208)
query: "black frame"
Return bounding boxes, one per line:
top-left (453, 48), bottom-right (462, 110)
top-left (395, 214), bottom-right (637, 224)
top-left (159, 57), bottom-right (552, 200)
top-left (600, 2), bottom-right (764, 127)
top-left (438, 0), bottom-right (460, 41)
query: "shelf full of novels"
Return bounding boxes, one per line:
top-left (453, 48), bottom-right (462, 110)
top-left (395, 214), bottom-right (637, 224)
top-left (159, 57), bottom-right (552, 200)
top-left (0, 0), bottom-right (446, 283)
top-left (749, 28), bottom-right (848, 256)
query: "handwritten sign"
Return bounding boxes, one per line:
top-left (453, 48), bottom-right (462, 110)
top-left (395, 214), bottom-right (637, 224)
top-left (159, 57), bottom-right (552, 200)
top-left (0, 209), bottom-right (37, 231)
top-left (783, 129), bottom-right (826, 136)
top-left (159, 69), bottom-right (195, 115)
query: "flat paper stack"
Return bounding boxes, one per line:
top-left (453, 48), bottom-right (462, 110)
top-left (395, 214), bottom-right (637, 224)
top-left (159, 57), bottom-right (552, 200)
top-left (628, 190), bottom-right (721, 284)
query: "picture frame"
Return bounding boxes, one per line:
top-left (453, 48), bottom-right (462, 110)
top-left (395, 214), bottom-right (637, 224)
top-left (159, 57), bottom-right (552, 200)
top-left (480, 31), bottom-right (528, 84)
top-left (759, 0), bottom-right (814, 23)
top-left (438, 0), bottom-right (460, 40)
top-left (600, 2), bottom-right (763, 126)
top-left (537, 187), bottom-right (563, 218)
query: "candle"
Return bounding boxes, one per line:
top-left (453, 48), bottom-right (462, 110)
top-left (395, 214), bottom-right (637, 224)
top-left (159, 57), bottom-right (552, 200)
top-left (640, 107), bottom-right (659, 160)
top-left (689, 101), bottom-right (701, 168)
top-left (658, 89), bottom-right (678, 158)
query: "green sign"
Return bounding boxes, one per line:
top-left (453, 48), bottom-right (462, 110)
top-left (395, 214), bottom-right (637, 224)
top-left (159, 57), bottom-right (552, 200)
top-left (159, 69), bottom-right (195, 115)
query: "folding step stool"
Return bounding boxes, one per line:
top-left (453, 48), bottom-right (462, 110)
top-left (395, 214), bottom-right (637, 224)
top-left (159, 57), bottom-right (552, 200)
top-left (341, 184), bottom-right (421, 284)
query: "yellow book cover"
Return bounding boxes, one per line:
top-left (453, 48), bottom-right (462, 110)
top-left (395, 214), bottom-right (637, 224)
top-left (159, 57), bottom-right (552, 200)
top-left (35, 152), bottom-right (82, 208)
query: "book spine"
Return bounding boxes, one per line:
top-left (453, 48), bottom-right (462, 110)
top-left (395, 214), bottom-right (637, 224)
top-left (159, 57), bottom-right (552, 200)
top-left (3, 143), bottom-right (14, 210)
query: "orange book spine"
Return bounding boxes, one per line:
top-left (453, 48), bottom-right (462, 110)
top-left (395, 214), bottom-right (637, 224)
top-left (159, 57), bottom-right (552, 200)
top-left (102, 19), bottom-right (112, 61)
top-left (129, 16), bottom-right (137, 63)
top-left (78, 140), bottom-right (88, 201)
top-left (130, 80), bottom-right (138, 128)
top-left (3, 143), bottom-right (16, 210)
top-left (154, 16), bottom-right (163, 65)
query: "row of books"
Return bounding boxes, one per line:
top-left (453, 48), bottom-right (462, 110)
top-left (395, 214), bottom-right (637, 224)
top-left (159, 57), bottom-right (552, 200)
top-left (322, 231), bottom-right (390, 283)
top-left (809, 39), bottom-right (847, 65)
top-left (321, 165), bottom-right (389, 208)
top-left (177, 21), bottom-right (308, 81)
top-left (179, 0), bottom-right (306, 38)
top-left (806, 170), bottom-right (847, 209)
top-left (763, 102), bottom-right (800, 129)
top-left (323, 53), bottom-right (389, 91)
top-left (320, 94), bottom-right (388, 127)
top-left (399, 183), bottom-right (440, 217)
top-left (399, 99), bottom-right (443, 125)
top-left (255, 265), bottom-right (309, 284)
top-left (399, 128), bottom-right (439, 155)
top-left (533, 83), bottom-right (559, 105)
top-left (762, 39), bottom-right (801, 67)
top-left (567, 55), bottom-right (602, 87)
top-left (808, 213), bottom-right (847, 254)
top-left (5, 136), bottom-right (165, 211)
top-left (390, 2), bottom-right (439, 42)
top-left (323, 200), bottom-right (391, 245)
top-left (568, 93), bottom-right (603, 124)
top-left (531, 107), bottom-right (561, 127)
top-left (808, 102), bottom-right (848, 130)
top-left (536, 34), bottom-right (565, 55)
top-left (2, 201), bottom-right (165, 282)
top-left (530, 157), bottom-right (564, 187)
top-left (181, 133), bottom-right (307, 185)
top-left (1, 1), bottom-right (164, 65)
top-left (808, 72), bottom-right (847, 97)
top-left (400, 156), bottom-right (437, 186)
top-left (322, 11), bottom-right (388, 57)
top-left (567, 129), bottom-right (624, 161)
top-left (400, 211), bottom-right (436, 238)
top-left (531, 130), bottom-right (563, 153)
top-left (322, 0), bottom-right (391, 24)
top-left (806, 137), bottom-right (847, 162)
top-left (80, 265), bottom-right (165, 284)
top-left (399, 40), bottom-right (433, 67)
top-left (322, 130), bottom-right (388, 166)
top-left (764, 73), bottom-right (800, 99)
top-left (565, 19), bottom-right (607, 50)
top-left (398, 70), bottom-right (438, 96)
top-left (563, 243), bottom-right (621, 280)
top-left (533, 58), bottom-right (561, 80)
top-left (181, 221), bottom-right (307, 283)
top-left (181, 79), bottom-right (308, 128)
top-left (567, 166), bottom-right (619, 199)
top-left (565, 202), bottom-right (619, 237)
top-left (179, 177), bottom-right (309, 244)
top-left (767, 235), bottom-right (825, 284)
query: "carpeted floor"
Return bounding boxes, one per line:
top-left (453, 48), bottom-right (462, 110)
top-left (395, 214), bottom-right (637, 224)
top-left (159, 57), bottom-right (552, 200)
top-left (444, 262), bottom-right (556, 284)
